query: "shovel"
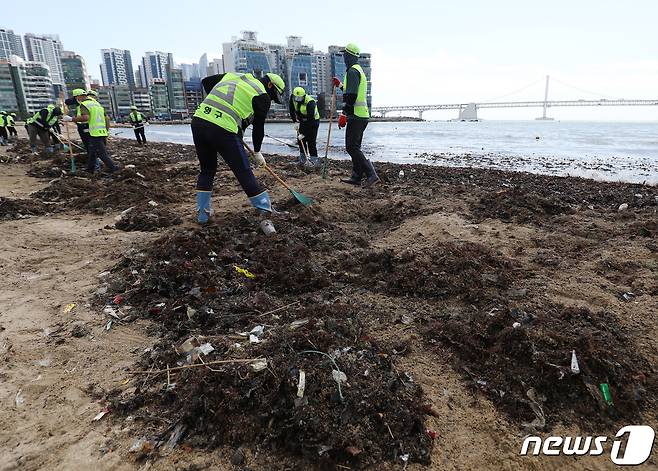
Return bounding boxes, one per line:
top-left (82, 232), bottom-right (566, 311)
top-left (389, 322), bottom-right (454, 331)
top-left (242, 140), bottom-right (314, 207)
top-left (297, 133), bottom-right (311, 164)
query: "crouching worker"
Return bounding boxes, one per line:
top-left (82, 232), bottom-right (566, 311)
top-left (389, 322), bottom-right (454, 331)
top-left (191, 71), bottom-right (286, 231)
top-left (26, 105), bottom-right (63, 153)
top-left (289, 86), bottom-right (320, 166)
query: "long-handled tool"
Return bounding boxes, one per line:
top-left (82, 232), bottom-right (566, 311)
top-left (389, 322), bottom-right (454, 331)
top-left (34, 120), bottom-right (85, 152)
top-left (297, 133), bottom-right (311, 164)
top-left (265, 133), bottom-right (297, 149)
top-left (242, 140), bottom-right (314, 207)
top-left (49, 129), bottom-right (86, 152)
top-left (60, 94), bottom-right (77, 173)
top-left (322, 85), bottom-right (337, 179)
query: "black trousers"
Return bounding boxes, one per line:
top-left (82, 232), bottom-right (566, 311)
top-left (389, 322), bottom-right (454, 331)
top-left (345, 118), bottom-right (369, 176)
top-left (191, 117), bottom-right (262, 197)
top-left (7, 126), bottom-right (17, 137)
top-left (299, 120), bottom-right (319, 157)
top-left (0, 127), bottom-right (7, 140)
top-left (77, 125), bottom-right (90, 151)
top-left (133, 126), bottom-right (146, 144)
top-left (87, 136), bottom-right (117, 173)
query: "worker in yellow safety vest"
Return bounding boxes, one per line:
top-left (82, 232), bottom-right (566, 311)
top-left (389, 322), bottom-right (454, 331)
top-left (289, 86), bottom-right (320, 166)
top-left (332, 43), bottom-right (380, 188)
top-left (191, 71), bottom-right (286, 230)
top-left (62, 93), bottom-right (117, 173)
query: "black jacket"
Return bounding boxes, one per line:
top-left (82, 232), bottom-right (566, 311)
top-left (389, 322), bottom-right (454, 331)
top-left (288, 95), bottom-right (318, 123)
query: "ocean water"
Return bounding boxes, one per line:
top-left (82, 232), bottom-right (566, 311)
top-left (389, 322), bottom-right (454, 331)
top-left (111, 121), bottom-right (658, 185)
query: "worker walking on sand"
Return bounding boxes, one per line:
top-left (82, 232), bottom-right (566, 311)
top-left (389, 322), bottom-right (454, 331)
top-left (332, 43), bottom-right (380, 188)
top-left (25, 105), bottom-right (63, 153)
top-left (0, 111), bottom-right (7, 146)
top-left (7, 112), bottom-right (17, 140)
top-left (289, 86), bottom-right (320, 166)
top-left (62, 92), bottom-right (117, 174)
top-left (191, 71), bottom-right (286, 228)
top-left (128, 105), bottom-right (147, 145)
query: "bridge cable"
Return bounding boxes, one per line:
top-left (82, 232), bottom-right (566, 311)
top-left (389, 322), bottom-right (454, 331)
top-left (480, 77), bottom-right (546, 103)
top-left (550, 77), bottom-right (622, 100)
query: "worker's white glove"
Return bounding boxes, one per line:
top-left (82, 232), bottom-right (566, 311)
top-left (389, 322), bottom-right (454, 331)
top-left (251, 151), bottom-right (266, 167)
top-left (61, 115), bottom-right (73, 122)
top-left (298, 134), bottom-right (305, 140)
top-left (293, 123), bottom-right (299, 132)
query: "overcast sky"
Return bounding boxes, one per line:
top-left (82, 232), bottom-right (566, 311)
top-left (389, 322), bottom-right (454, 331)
top-left (5, 0), bottom-right (658, 120)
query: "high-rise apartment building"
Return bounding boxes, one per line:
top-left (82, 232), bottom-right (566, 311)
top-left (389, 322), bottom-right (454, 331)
top-left (0, 28), bottom-right (25, 60)
top-left (149, 78), bottom-right (169, 118)
top-left (93, 85), bottom-right (113, 115)
top-left (184, 79), bottom-right (203, 116)
top-left (61, 50), bottom-right (89, 92)
top-left (24, 33), bottom-right (64, 94)
top-left (8, 55), bottom-right (56, 114)
top-left (166, 66), bottom-right (187, 118)
top-left (208, 58), bottom-right (224, 75)
top-left (142, 51), bottom-right (172, 85)
top-left (222, 31), bottom-right (283, 79)
top-left (132, 87), bottom-right (152, 115)
top-left (100, 48), bottom-right (135, 88)
top-left (198, 53), bottom-right (209, 77)
top-left (0, 60), bottom-right (19, 112)
top-left (180, 63), bottom-right (200, 81)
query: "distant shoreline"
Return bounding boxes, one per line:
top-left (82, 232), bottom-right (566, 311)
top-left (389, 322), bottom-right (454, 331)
top-left (110, 116), bottom-right (423, 127)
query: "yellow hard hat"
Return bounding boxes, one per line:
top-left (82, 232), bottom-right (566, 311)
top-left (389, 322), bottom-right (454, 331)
top-left (345, 43), bottom-right (360, 57)
top-left (71, 88), bottom-right (87, 97)
top-left (292, 86), bottom-right (306, 102)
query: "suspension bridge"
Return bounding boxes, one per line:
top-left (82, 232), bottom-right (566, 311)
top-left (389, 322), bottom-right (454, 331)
top-left (371, 76), bottom-right (658, 120)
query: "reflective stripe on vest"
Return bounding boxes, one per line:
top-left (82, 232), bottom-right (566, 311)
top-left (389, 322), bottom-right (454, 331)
top-left (343, 64), bottom-right (369, 118)
top-left (294, 95), bottom-right (320, 121)
top-left (83, 99), bottom-right (108, 137)
top-left (27, 108), bottom-right (58, 126)
top-left (193, 73), bottom-right (266, 134)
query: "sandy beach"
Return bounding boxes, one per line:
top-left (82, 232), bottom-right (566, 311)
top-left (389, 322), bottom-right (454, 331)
top-left (1, 131), bottom-right (657, 470)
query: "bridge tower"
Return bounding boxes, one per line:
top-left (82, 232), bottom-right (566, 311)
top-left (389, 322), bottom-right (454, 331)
top-left (453, 103), bottom-right (478, 121)
top-left (536, 75), bottom-right (555, 120)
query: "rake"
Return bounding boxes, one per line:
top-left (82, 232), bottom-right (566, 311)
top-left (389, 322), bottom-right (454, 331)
top-left (242, 140), bottom-right (314, 207)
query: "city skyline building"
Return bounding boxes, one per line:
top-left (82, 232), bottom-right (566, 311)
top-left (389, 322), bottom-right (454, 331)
top-left (0, 27), bottom-right (25, 60)
top-left (166, 65), bottom-right (187, 118)
top-left (198, 53), bottom-right (208, 76)
top-left (142, 51), bottom-right (173, 85)
top-left (0, 60), bottom-right (19, 111)
top-left (8, 55), bottom-right (56, 114)
top-left (132, 87), bottom-right (152, 114)
top-left (184, 79), bottom-right (203, 116)
top-left (180, 62), bottom-right (199, 81)
top-left (23, 33), bottom-right (65, 95)
top-left (61, 50), bottom-right (90, 92)
top-left (100, 48), bottom-right (135, 88)
top-left (149, 78), bottom-right (169, 118)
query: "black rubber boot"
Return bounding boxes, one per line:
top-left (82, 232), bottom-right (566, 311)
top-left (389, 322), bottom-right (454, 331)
top-left (340, 170), bottom-right (364, 185)
top-left (362, 160), bottom-right (381, 188)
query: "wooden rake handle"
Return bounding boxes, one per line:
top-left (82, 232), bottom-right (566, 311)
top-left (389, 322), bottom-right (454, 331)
top-left (242, 139), bottom-right (294, 192)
